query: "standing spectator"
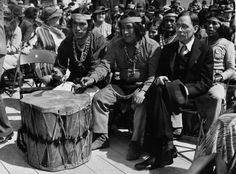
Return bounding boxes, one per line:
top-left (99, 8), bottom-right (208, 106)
top-left (0, 2), bottom-right (14, 144)
top-left (93, 6), bottom-right (112, 38)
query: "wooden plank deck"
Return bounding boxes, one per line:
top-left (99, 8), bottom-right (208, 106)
top-left (0, 90), bottom-right (194, 174)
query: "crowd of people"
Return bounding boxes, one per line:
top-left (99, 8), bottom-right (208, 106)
top-left (0, 0), bottom-right (235, 173)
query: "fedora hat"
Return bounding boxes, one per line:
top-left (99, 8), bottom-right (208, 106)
top-left (93, 6), bottom-right (109, 14)
top-left (165, 79), bottom-right (188, 114)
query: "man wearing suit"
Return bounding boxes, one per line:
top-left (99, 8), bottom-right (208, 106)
top-left (135, 11), bottom-right (213, 170)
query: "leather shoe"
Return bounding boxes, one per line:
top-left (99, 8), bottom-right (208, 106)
top-left (157, 146), bottom-right (178, 167)
top-left (134, 155), bottom-right (158, 170)
top-left (172, 146), bottom-right (178, 158)
top-left (0, 132), bottom-right (14, 144)
top-left (92, 134), bottom-right (109, 150)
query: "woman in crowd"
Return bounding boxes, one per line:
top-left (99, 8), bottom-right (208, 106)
top-left (23, 6), bottom-right (66, 85)
top-left (93, 6), bottom-right (111, 38)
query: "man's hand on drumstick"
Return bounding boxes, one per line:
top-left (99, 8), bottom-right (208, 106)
top-left (81, 76), bottom-right (95, 87)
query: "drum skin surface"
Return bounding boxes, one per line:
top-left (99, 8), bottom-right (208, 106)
top-left (19, 90), bottom-right (92, 171)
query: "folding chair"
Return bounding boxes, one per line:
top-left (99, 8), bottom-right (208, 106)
top-left (12, 49), bottom-right (56, 98)
top-left (175, 106), bottom-right (206, 163)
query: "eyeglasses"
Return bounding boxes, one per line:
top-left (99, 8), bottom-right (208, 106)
top-left (175, 24), bottom-right (189, 30)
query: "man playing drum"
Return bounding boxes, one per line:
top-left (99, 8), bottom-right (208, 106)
top-left (51, 6), bottom-right (108, 93)
top-left (91, 10), bottom-right (161, 161)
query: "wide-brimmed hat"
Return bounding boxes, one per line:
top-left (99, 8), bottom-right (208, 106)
top-left (165, 79), bottom-right (188, 114)
top-left (40, 6), bottom-right (62, 22)
top-left (93, 6), bottom-right (109, 14)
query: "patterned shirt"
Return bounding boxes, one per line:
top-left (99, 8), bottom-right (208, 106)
top-left (211, 38), bottom-right (235, 81)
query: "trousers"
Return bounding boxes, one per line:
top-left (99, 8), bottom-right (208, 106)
top-left (92, 84), bottom-right (146, 144)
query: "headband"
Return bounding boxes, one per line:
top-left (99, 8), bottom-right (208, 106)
top-left (71, 13), bottom-right (92, 21)
top-left (119, 17), bottom-right (142, 24)
top-left (163, 13), bottom-right (178, 19)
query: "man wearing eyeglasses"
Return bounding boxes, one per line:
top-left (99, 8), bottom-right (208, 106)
top-left (135, 11), bottom-right (213, 170)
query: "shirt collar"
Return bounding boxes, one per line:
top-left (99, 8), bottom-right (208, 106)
top-left (179, 36), bottom-right (195, 52)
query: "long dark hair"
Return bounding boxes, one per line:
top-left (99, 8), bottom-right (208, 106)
top-left (118, 10), bottom-right (146, 39)
top-left (206, 14), bottom-right (232, 40)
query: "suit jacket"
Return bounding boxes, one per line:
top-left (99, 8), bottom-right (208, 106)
top-left (156, 38), bottom-right (213, 98)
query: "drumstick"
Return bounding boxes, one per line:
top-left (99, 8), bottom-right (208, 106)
top-left (61, 76), bottom-right (67, 86)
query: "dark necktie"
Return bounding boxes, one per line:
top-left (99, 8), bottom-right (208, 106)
top-left (179, 45), bottom-right (188, 57)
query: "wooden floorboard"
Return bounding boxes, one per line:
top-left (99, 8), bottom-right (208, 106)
top-left (66, 164), bottom-right (95, 174)
top-left (0, 161), bottom-right (10, 174)
top-left (0, 89), bottom-right (193, 174)
top-left (86, 152), bottom-right (125, 174)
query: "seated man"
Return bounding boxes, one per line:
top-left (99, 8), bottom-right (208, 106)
top-left (91, 10), bottom-right (160, 161)
top-left (50, 6), bottom-right (108, 92)
top-left (135, 11), bottom-right (213, 170)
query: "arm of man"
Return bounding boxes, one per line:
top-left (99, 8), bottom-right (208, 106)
top-left (185, 45), bottom-right (214, 97)
top-left (89, 34), bottom-right (113, 83)
top-left (220, 41), bottom-right (235, 81)
top-left (141, 43), bottom-right (161, 92)
top-left (54, 39), bottom-right (69, 76)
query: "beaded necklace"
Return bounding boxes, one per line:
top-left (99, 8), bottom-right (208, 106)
top-left (124, 43), bottom-right (142, 75)
top-left (72, 34), bottom-right (91, 66)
